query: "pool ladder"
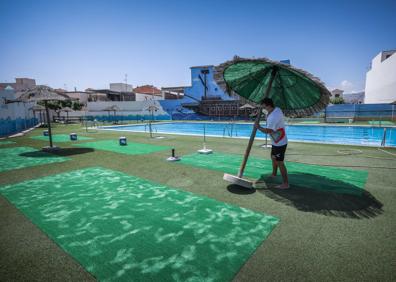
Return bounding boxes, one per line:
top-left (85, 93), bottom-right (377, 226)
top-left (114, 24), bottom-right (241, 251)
top-left (144, 123), bottom-right (158, 133)
top-left (223, 123), bottom-right (238, 138)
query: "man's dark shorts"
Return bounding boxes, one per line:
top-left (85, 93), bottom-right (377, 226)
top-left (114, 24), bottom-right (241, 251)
top-left (271, 144), bottom-right (287, 161)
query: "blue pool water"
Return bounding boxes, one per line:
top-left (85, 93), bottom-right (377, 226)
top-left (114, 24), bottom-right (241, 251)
top-left (99, 122), bottom-right (396, 147)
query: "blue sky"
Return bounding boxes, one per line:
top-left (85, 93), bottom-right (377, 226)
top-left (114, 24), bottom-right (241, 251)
top-left (0, 0), bottom-right (395, 92)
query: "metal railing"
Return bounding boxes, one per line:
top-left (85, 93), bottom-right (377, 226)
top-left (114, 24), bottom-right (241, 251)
top-left (222, 122), bottom-right (238, 137)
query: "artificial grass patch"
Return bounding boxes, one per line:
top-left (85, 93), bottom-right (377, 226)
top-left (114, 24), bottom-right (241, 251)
top-left (0, 147), bottom-right (69, 172)
top-left (73, 140), bottom-right (170, 155)
top-left (297, 121), bottom-right (320, 124)
top-left (179, 153), bottom-right (368, 195)
top-left (0, 140), bottom-right (15, 145)
top-left (368, 121), bottom-right (394, 125)
top-left (0, 167), bottom-right (279, 281)
top-left (30, 134), bottom-right (93, 142)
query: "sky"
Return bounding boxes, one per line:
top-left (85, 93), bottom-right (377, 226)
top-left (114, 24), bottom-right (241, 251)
top-left (0, 0), bottom-right (395, 92)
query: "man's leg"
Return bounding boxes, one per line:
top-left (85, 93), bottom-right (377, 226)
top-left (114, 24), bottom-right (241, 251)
top-left (277, 161), bottom-right (289, 188)
top-left (271, 155), bottom-right (278, 176)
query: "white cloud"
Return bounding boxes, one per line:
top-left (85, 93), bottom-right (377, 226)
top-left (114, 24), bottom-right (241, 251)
top-left (329, 80), bottom-right (364, 93)
top-left (340, 80), bottom-right (355, 92)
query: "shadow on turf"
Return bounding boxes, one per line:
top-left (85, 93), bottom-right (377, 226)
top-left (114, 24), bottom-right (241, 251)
top-left (19, 148), bottom-right (95, 157)
top-left (257, 173), bottom-right (383, 219)
top-left (227, 184), bottom-right (256, 195)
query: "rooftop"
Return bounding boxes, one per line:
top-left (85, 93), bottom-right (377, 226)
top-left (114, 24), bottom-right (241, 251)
top-left (190, 65), bottom-right (214, 69)
top-left (133, 85), bottom-right (161, 95)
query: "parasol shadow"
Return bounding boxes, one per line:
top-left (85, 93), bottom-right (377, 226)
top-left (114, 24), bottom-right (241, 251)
top-left (227, 184), bottom-right (256, 195)
top-left (19, 148), bottom-right (94, 157)
top-left (257, 172), bottom-right (383, 219)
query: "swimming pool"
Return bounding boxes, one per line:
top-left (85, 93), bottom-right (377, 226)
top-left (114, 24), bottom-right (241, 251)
top-left (99, 122), bottom-right (396, 147)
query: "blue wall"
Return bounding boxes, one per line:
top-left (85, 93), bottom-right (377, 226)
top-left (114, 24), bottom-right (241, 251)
top-left (323, 104), bottom-right (395, 119)
top-left (184, 66), bottom-right (232, 101)
top-left (159, 66), bottom-right (232, 118)
top-left (0, 117), bottom-right (38, 137)
top-left (0, 89), bottom-right (39, 137)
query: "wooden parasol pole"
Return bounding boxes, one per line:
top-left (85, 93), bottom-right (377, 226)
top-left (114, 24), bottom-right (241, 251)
top-left (237, 67), bottom-right (278, 178)
top-left (44, 100), bottom-right (53, 148)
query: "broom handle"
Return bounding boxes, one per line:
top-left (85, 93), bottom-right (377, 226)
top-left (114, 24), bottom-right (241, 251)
top-left (237, 67), bottom-right (278, 178)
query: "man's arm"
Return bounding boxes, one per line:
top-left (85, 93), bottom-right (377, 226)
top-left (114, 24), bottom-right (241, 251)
top-left (254, 120), bottom-right (274, 134)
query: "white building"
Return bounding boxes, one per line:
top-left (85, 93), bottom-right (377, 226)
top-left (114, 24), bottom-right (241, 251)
top-left (64, 91), bottom-right (89, 104)
top-left (343, 92), bottom-right (365, 104)
top-left (330, 89), bottom-right (344, 99)
top-left (110, 83), bottom-right (133, 93)
top-left (365, 50), bottom-right (396, 104)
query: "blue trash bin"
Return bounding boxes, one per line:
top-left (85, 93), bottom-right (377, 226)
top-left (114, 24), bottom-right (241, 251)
top-left (43, 130), bottom-right (49, 136)
top-left (70, 133), bottom-right (77, 141)
top-left (119, 136), bottom-right (127, 146)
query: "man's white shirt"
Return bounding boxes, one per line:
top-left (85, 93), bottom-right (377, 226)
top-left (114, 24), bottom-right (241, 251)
top-left (265, 107), bottom-right (288, 146)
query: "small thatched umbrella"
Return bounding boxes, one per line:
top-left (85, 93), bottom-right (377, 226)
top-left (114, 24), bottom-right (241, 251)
top-left (239, 103), bottom-right (255, 109)
top-left (102, 105), bottom-right (120, 123)
top-left (145, 104), bottom-right (159, 121)
top-left (61, 106), bottom-right (73, 123)
top-left (239, 103), bottom-right (255, 118)
top-left (17, 85), bottom-right (71, 149)
top-left (29, 104), bottom-right (46, 125)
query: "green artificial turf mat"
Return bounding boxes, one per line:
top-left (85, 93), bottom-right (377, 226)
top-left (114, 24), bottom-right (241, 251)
top-left (368, 121), bottom-right (394, 125)
top-left (0, 147), bottom-right (69, 172)
top-left (0, 140), bottom-right (15, 145)
top-left (298, 121), bottom-right (320, 124)
top-left (179, 153), bottom-right (368, 195)
top-left (0, 167), bottom-right (279, 281)
top-left (30, 134), bottom-right (93, 142)
top-left (73, 140), bottom-right (170, 155)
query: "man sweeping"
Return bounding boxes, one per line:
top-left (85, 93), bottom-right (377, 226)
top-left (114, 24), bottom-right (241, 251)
top-left (255, 98), bottom-right (289, 189)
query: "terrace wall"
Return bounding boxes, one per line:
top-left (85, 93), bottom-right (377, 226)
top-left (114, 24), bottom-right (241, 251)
top-left (0, 90), bottom-right (38, 137)
top-left (85, 100), bottom-right (171, 121)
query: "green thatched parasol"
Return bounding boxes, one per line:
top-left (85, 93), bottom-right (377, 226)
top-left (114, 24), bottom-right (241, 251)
top-left (214, 56), bottom-right (330, 117)
top-left (214, 56), bottom-right (331, 188)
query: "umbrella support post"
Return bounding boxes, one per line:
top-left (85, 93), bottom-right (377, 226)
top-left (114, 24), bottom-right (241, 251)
top-left (223, 67), bottom-right (278, 189)
top-left (44, 101), bottom-right (54, 148)
top-left (198, 143), bottom-right (213, 154)
top-left (198, 123), bottom-right (213, 154)
top-left (261, 121), bottom-right (272, 148)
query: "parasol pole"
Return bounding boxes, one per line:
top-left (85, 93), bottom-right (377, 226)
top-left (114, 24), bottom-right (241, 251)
top-left (265, 123), bottom-right (268, 147)
top-left (237, 67), bottom-right (278, 179)
top-left (204, 123), bottom-right (206, 143)
top-left (44, 100), bottom-right (53, 148)
top-left (198, 122), bottom-right (213, 154)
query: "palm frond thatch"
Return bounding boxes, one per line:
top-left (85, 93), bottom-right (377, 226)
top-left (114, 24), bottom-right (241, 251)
top-left (214, 56), bottom-right (331, 117)
top-left (17, 85), bottom-right (71, 102)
